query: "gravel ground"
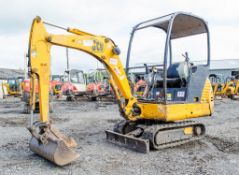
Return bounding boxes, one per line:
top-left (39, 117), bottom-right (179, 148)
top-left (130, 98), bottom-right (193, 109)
top-left (0, 97), bottom-right (239, 175)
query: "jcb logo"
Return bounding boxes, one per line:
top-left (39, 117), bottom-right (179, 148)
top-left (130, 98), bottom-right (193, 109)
top-left (92, 40), bottom-right (103, 52)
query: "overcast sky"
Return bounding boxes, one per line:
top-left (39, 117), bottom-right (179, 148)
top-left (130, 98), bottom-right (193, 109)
top-left (0, 0), bottom-right (238, 74)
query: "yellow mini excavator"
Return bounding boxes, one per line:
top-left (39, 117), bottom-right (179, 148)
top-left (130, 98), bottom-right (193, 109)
top-left (26, 12), bottom-right (214, 166)
top-left (209, 74), bottom-right (225, 98)
top-left (210, 75), bottom-right (237, 98)
top-left (2, 76), bottom-right (24, 98)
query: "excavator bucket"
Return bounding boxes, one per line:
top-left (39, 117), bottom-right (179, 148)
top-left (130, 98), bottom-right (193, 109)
top-left (30, 137), bottom-right (79, 166)
top-left (29, 124), bottom-right (79, 166)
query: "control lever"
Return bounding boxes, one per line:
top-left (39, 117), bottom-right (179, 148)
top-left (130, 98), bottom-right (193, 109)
top-left (182, 52), bottom-right (190, 62)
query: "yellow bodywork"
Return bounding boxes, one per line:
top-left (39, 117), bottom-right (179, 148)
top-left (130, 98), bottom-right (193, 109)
top-left (138, 79), bottom-right (214, 121)
top-left (222, 81), bottom-right (235, 97)
top-left (53, 85), bottom-right (62, 96)
top-left (29, 17), bottom-right (133, 122)
top-left (184, 127), bottom-right (193, 135)
top-left (212, 83), bottom-right (224, 97)
top-left (234, 80), bottom-right (239, 95)
top-left (28, 16), bottom-right (213, 124)
top-left (2, 83), bottom-right (15, 96)
top-left (226, 80), bottom-right (239, 98)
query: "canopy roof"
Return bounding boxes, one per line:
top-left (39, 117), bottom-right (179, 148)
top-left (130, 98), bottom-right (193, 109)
top-left (135, 12), bottom-right (208, 39)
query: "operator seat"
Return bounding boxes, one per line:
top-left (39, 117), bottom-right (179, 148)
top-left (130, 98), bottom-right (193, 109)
top-left (155, 61), bottom-right (190, 88)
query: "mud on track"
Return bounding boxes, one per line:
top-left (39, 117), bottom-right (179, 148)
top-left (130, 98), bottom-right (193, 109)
top-left (0, 98), bottom-right (239, 175)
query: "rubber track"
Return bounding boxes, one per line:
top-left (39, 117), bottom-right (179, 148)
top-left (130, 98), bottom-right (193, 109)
top-left (141, 120), bottom-right (204, 149)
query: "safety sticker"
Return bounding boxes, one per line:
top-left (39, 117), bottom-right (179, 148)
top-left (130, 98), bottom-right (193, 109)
top-left (167, 93), bottom-right (172, 100)
top-left (114, 67), bottom-right (121, 76)
top-left (120, 75), bottom-right (125, 80)
top-left (83, 40), bottom-right (93, 46)
top-left (110, 58), bottom-right (118, 65)
top-left (31, 50), bottom-right (37, 58)
top-left (177, 91), bottom-right (185, 97)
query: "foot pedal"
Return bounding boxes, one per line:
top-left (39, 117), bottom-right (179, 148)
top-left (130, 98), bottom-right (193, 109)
top-left (105, 130), bottom-right (150, 153)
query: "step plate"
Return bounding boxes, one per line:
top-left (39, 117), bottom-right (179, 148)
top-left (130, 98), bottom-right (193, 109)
top-left (105, 130), bottom-right (150, 153)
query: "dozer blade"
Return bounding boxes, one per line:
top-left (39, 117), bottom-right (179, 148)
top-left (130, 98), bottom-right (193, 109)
top-left (105, 130), bottom-right (150, 153)
top-left (28, 123), bottom-right (79, 166)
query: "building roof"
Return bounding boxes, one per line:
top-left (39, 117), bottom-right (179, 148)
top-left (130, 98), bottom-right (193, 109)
top-left (210, 59), bottom-right (239, 70)
top-left (0, 68), bottom-right (24, 80)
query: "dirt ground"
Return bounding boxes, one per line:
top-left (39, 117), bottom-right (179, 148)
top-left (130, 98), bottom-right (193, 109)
top-left (0, 97), bottom-right (239, 175)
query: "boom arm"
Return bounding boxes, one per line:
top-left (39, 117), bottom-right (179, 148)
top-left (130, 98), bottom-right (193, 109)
top-left (28, 16), bottom-right (137, 123)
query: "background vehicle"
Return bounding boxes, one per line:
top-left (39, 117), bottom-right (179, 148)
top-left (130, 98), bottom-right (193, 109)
top-left (51, 75), bottom-right (64, 97)
top-left (22, 79), bottom-right (53, 114)
top-left (209, 74), bottom-right (225, 98)
top-left (224, 77), bottom-right (236, 98)
top-left (2, 76), bottom-right (24, 98)
top-left (209, 74), bottom-right (238, 98)
top-left (222, 77), bottom-right (239, 99)
top-left (61, 69), bottom-right (87, 101)
top-left (86, 69), bottom-right (114, 101)
top-left (231, 79), bottom-right (239, 99)
top-left (26, 13), bottom-right (213, 166)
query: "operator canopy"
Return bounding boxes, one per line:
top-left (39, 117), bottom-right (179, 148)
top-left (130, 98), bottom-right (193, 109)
top-left (135, 12), bottom-right (208, 39)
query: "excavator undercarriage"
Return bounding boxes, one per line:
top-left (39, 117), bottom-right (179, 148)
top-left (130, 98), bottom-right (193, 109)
top-left (106, 120), bottom-right (205, 153)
